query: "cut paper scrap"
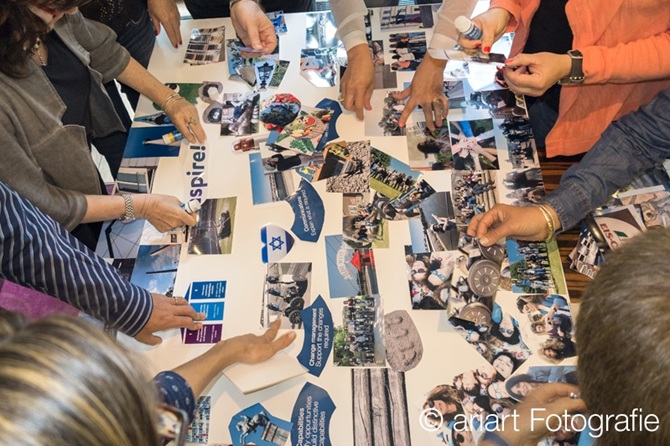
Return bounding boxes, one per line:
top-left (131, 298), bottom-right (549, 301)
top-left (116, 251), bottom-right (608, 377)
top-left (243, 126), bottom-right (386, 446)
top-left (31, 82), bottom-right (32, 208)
top-left (229, 403), bottom-right (293, 446)
top-left (261, 224), bottom-right (295, 263)
top-left (297, 296), bottom-right (333, 377)
top-left (290, 382), bottom-right (336, 446)
top-left (285, 180), bottom-right (325, 242)
top-left (314, 98), bottom-right (342, 150)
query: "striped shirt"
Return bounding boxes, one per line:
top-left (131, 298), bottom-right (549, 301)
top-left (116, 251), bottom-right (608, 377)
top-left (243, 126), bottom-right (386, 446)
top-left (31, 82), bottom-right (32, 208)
top-left (0, 181), bottom-right (152, 336)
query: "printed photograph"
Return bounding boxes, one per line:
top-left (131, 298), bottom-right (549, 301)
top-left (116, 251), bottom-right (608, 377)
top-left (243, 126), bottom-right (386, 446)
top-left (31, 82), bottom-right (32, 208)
top-left (333, 295), bottom-right (385, 367)
top-left (342, 192), bottom-right (389, 249)
top-left (260, 262), bottom-right (312, 329)
top-left (187, 197), bottom-right (236, 255)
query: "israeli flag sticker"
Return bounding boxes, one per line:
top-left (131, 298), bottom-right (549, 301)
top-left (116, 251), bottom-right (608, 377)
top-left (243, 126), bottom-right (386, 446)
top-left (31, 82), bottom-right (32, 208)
top-left (261, 224), bottom-right (295, 263)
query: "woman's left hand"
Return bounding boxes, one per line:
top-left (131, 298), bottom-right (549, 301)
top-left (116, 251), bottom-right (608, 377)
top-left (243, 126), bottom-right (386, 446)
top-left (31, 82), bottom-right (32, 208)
top-left (134, 194), bottom-right (197, 232)
top-left (164, 99), bottom-right (207, 144)
top-left (224, 319), bottom-right (297, 364)
top-left (504, 52), bottom-right (572, 97)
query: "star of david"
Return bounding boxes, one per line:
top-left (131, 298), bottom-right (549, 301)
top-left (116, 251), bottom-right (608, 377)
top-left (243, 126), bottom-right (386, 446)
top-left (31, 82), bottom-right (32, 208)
top-left (269, 236), bottom-right (285, 251)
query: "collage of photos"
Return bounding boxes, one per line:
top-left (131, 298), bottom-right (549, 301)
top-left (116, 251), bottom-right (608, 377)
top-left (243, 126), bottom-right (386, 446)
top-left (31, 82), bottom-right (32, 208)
top-left (379, 5), bottom-right (434, 30)
top-left (333, 295), bottom-right (385, 367)
top-left (260, 262), bottom-right (312, 329)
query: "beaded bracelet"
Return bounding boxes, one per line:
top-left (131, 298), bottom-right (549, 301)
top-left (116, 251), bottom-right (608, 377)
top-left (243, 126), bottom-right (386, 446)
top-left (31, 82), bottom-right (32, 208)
top-left (536, 204), bottom-right (556, 243)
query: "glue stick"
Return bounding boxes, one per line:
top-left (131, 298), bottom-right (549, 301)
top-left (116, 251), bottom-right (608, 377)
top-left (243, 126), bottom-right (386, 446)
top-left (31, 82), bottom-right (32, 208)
top-left (180, 199), bottom-right (202, 214)
top-left (455, 16), bottom-right (483, 41)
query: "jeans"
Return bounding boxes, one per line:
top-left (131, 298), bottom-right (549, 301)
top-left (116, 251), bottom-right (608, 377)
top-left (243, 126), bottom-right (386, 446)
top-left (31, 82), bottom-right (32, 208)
top-left (96, 7), bottom-right (156, 178)
top-left (543, 87), bottom-right (670, 231)
top-left (527, 99), bottom-right (558, 149)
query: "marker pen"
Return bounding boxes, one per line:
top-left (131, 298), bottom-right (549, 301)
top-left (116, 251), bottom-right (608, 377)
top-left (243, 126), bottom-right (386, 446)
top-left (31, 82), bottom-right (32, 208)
top-left (180, 199), bottom-right (202, 214)
top-left (455, 16), bottom-right (483, 41)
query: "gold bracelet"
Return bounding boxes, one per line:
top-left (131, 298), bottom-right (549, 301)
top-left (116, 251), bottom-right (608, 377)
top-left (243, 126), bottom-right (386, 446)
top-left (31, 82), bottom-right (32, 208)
top-left (536, 204), bottom-right (555, 243)
top-left (159, 92), bottom-right (180, 111)
top-left (163, 96), bottom-right (186, 114)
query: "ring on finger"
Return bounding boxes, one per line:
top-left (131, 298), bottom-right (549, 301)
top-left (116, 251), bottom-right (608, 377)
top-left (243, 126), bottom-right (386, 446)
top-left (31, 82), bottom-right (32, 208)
top-left (172, 296), bottom-right (179, 305)
top-left (187, 117), bottom-right (197, 125)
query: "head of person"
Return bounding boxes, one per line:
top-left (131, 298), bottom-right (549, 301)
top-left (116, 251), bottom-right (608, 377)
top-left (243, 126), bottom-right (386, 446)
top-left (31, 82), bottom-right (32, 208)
top-left (516, 295), bottom-right (541, 314)
top-left (537, 337), bottom-right (571, 364)
top-left (0, 309), bottom-right (161, 445)
top-left (577, 228), bottom-right (670, 445)
top-left (490, 398), bottom-right (515, 418)
top-left (491, 316), bottom-right (521, 345)
top-left (453, 370), bottom-right (480, 396)
top-left (474, 363), bottom-right (498, 387)
top-left (491, 352), bottom-right (518, 379)
top-left (505, 374), bottom-right (541, 401)
top-left (1, 0), bottom-right (89, 77)
top-left (422, 384), bottom-right (463, 424)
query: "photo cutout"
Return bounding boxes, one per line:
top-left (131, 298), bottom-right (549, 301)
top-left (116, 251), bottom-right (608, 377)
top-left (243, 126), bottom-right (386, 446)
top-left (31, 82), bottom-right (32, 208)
top-left (379, 5), bottom-right (433, 29)
top-left (342, 192), bottom-right (390, 249)
top-left (226, 38), bottom-right (281, 87)
top-left (405, 249), bottom-right (455, 310)
top-left (333, 295), bottom-right (385, 367)
top-left (389, 32), bottom-right (426, 72)
top-left (515, 294), bottom-right (576, 364)
top-left (452, 171), bottom-right (498, 226)
top-left (305, 12), bottom-right (338, 49)
top-left (129, 244), bottom-right (181, 296)
top-left (325, 235), bottom-right (379, 299)
top-left (382, 177), bottom-right (436, 221)
top-left (183, 26), bottom-right (225, 65)
top-left (300, 47), bottom-right (338, 88)
top-left (449, 119), bottom-right (499, 170)
top-left (326, 140), bottom-right (371, 193)
top-left (369, 147), bottom-right (420, 200)
top-left (366, 90), bottom-right (407, 137)
top-left (249, 152), bottom-right (296, 205)
top-left (261, 262), bottom-right (312, 329)
top-left (220, 92), bottom-right (260, 136)
top-left (507, 240), bottom-right (567, 295)
top-left (187, 197), bottom-right (236, 255)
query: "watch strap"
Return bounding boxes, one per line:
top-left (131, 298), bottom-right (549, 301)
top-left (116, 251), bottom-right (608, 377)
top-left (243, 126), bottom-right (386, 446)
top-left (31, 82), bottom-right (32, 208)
top-left (558, 49), bottom-right (584, 85)
top-left (119, 194), bottom-right (136, 224)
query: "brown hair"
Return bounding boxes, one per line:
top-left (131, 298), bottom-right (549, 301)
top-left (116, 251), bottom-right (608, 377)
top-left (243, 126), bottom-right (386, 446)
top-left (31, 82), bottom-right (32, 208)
top-left (0, 0), bottom-right (89, 77)
top-left (577, 228), bottom-right (670, 445)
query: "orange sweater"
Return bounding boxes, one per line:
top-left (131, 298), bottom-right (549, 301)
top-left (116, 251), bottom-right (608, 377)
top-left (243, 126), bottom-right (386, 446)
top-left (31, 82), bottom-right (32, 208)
top-left (491, 0), bottom-right (670, 157)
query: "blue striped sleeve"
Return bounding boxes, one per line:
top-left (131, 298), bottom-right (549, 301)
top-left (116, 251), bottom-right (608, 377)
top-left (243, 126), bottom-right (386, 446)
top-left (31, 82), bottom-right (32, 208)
top-left (0, 181), bottom-right (153, 336)
top-left (153, 371), bottom-right (196, 423)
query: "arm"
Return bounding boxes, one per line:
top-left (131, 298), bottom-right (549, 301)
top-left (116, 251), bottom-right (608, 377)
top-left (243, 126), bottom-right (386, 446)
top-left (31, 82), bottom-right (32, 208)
top-left (168, 319), bottom-right (296, 401)
top-left (331, 0), bottom-right (373, 120)
top-left (469, 87), bottom-right (670, 245)
top-left (0, 182), bottom-right (202, 340)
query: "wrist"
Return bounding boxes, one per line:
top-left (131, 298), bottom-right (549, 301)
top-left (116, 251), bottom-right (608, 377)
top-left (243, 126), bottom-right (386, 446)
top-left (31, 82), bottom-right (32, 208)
top-left (230, 0), bottom-right (256, 9)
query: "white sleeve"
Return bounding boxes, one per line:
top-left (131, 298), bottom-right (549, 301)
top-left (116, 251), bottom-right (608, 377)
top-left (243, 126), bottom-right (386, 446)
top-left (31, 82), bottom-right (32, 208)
top-left (330, 0), bottom-right (369, 51)
top-left (429, 0), bottom-right (479, 50)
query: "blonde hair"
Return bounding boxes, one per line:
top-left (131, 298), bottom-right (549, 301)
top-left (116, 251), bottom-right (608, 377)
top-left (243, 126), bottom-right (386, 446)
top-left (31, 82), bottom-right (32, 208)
top-left (0, 309), bottom-right (160, 445)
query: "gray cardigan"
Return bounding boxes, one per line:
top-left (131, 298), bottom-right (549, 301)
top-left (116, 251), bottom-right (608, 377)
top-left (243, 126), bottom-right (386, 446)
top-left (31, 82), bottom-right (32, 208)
top-left (0, 12), bottom-right (130, 230)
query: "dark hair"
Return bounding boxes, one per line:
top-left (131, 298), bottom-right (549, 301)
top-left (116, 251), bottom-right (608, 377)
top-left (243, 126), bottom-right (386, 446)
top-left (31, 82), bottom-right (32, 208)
top-left (491, 351), bottom-right (519, 375)
top-left (505, 373), bottom-right (540, 400)
top-left (490, 320), bottom-right (521, 345)
top-left (577, 228), bottom-right (670, 445)
top-left (0, 0), bottom-right (89, 77)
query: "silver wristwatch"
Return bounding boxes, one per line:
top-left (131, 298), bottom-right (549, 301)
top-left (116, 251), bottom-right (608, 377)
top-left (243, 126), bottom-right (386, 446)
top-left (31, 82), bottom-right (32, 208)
top-left (119, 194), bottom-right (136, 224)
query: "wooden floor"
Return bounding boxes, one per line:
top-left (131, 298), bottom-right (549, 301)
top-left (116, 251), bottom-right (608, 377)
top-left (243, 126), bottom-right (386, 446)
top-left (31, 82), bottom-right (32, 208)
top-left (536, 148), bottom-right (590, 302)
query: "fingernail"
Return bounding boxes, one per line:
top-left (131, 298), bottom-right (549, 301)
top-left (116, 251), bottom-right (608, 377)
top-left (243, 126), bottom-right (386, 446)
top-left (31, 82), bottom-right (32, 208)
top-left (199, 312), bottom-right (206, 319)
top-left (480, 237), bottom-right (490, 245)
top-left (155, 30), bottom-right (159, 36)
top-left (484, 46), bottom-right (491, 54)
top-left (288, 332), bottom-right (296, 339)
top-left (174, 44), bottom-right (178, 49)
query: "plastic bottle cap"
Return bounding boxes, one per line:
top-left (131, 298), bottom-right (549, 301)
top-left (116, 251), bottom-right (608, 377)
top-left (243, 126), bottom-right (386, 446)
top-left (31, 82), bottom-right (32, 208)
top-left (454, 16), bottom-right (472, 33)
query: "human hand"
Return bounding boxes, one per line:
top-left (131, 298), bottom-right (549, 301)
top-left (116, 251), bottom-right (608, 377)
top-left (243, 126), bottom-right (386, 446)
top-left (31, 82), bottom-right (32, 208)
top-left (341, 43), bottom-right (374, 120)
top-left (163, 98), bottom-right (206, 144)
top-left (457, 7), bottom-right (511, 54)
top-left (223, 319), bottom-right (296, 364)
top-left (504, 52), bottom-right (572, 96)
top-left (147, 0), bottom-right (182, 48)
top-left (134, 194), bottom-right (197, 232)
top-left (467, 203), bottom-right (560, 246)
top-left (493, 383), bottom-right (586, 446)
top-left (394, 53), bottom-right (448, 131)
top-left (134, 294), bottom-right (205, 345)
top-left (230, 0), bottom-right (277, 54)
